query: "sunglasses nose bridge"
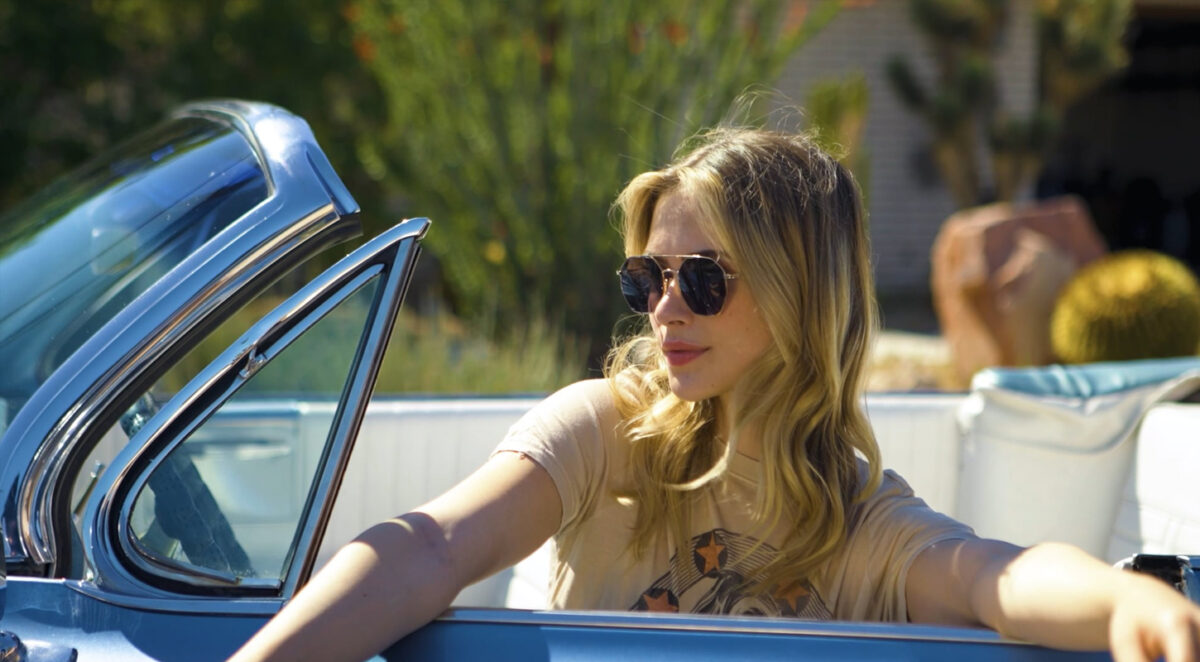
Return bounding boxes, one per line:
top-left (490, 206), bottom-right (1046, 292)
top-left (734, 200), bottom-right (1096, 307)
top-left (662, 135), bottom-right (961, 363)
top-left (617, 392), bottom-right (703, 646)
top-left (661, 266), bottom-right (694, 303)
top-left (659, 267), bottom-right (677, 290)
top-left (651, 266), bottom-right (693, 316)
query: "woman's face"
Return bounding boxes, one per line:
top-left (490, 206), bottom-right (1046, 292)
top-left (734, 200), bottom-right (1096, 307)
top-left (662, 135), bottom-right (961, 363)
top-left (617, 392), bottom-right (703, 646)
top-left (642, 190), bottom-right (774, 406)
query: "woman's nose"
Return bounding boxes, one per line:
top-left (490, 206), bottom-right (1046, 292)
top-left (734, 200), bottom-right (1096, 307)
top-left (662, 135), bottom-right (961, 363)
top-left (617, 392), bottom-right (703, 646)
top-left (651, 269), bottom-right (690, 320)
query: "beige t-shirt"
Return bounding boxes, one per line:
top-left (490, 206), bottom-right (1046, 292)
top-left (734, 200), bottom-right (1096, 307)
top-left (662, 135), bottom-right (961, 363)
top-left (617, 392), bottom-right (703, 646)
top-left (494, 379), bottom-right (974, 621)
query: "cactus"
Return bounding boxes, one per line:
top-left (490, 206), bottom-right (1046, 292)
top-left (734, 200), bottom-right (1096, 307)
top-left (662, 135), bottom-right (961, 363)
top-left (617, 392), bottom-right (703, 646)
top-left (886, 0), bottom-right (1130, 208)
top-left (885, 0), bottom-right (1002, 208)
top-left (1050, 250), bottom-right (1200, 364)
top-left (1038, 0), bottom-right (1131, 114)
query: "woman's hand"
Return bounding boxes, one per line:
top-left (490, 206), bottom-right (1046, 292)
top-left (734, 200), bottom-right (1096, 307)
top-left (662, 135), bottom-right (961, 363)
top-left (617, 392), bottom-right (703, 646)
top-left (908, 538), bottom-right (1200, 660)
top-left (1108, 572), bottom-right (1200, 662)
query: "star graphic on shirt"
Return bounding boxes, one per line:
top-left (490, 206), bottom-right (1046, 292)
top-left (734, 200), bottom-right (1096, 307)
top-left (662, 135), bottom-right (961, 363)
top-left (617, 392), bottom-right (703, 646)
top-left (641, 588), bottom-right (679, 613)
top-left (695, 534), bottom-right (726, 575)
top-left (773, 582), bottom-right (811, 614)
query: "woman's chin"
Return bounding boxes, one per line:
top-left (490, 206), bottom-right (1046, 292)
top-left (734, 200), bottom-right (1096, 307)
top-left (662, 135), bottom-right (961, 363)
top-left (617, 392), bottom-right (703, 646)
top-left (667, 377), bottom-right (715, 403)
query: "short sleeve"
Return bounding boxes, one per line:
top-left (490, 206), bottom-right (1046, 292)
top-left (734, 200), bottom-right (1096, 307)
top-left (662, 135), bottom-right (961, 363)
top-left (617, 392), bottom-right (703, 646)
top-left (491, 379), bottom-right (618, 534)
top-left (825, 469), bottom-right (975, 622)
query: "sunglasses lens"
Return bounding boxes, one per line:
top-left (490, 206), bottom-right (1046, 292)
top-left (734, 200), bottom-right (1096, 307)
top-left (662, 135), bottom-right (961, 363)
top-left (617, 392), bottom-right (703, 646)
top-left (619, 255), bottom-right (730, 315)
top-left (619, 257), bottom-right (660, 313)
top-left (678, 258), bottom-right (727, 315)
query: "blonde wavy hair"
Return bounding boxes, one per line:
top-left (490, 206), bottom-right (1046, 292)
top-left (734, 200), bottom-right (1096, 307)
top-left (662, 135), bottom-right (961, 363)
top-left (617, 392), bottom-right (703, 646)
top-left (605, 127), bottom-right (882, 591)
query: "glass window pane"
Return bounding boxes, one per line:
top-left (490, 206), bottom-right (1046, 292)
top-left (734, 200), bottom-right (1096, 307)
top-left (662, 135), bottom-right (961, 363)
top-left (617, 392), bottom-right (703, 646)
top-left (126, 275), bottom-right (379, 582)
top-left (0, 118), bottom-right (268, 424)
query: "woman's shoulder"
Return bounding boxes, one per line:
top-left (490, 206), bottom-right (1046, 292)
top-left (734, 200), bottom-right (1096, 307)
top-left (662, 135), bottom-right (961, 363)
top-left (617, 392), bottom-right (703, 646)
top-left (847, 464), bottom-right (971, 541)
top-left (515, 379), bottom-right (622, 438)
top-left (851, 463), bottom-right (922, 512)
top-left (542, 378), bottom-right (617, 412)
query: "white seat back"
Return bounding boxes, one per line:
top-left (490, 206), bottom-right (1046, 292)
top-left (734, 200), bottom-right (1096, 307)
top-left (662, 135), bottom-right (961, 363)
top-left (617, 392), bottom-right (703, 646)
top-left (1107, 403), bottom-right (1200, 562)
top-left (955, 360), bottom-right (1200, 557)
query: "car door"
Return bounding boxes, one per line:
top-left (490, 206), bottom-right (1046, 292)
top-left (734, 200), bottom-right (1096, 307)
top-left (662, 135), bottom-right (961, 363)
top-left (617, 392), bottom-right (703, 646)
top-left (0, 217), bottom-right (428, 661)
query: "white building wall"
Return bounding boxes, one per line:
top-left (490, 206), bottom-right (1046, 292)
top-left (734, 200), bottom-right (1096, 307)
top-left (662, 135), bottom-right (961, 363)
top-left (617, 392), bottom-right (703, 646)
top-left (773, 0), bottom-right (1038, 295)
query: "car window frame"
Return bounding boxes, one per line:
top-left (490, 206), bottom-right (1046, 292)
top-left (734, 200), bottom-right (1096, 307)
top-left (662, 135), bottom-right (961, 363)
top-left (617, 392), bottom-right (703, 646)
top-left (78, 217), bottom-right (428, 602)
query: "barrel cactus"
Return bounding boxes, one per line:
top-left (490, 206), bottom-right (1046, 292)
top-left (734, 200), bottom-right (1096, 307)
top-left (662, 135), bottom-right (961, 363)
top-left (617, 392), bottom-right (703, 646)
top-left (1050, 250), bottom-right (1200, 364)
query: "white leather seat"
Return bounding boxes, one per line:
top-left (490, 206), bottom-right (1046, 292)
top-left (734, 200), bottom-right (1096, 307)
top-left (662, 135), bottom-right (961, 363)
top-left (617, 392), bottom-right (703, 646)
top-left (1107, 403), bottom-right (1200, 562)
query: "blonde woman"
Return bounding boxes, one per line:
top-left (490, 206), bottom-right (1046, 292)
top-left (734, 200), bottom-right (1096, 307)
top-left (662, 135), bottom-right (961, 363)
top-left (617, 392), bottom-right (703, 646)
top-left (234, 129), bottom-right (1200, 662)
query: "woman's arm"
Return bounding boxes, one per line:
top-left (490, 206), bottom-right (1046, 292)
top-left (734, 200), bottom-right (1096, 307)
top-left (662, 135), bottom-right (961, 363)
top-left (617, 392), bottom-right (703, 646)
top-left (908, 537), bottom-right (1200, 661)
top-left (230, 451), bottom-right (561, 662)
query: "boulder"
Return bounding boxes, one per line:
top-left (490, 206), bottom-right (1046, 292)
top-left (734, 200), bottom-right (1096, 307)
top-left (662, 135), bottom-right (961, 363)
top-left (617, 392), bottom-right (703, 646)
top-left (930, 196), bottom-right (1108, 382)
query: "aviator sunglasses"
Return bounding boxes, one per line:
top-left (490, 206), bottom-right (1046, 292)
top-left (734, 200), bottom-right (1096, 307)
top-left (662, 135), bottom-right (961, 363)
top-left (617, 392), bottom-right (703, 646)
top-left (617, 254), bottom-right (738, 315)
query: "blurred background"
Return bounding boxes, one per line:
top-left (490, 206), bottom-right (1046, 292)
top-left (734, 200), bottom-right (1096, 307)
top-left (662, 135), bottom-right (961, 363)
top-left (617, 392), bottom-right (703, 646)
top-left (4, 0), bottom-right (1199, 393)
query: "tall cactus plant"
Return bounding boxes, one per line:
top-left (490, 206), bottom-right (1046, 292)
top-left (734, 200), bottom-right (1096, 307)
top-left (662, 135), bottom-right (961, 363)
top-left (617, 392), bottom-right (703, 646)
top-left (887, 0), bottom-right (1130, 208)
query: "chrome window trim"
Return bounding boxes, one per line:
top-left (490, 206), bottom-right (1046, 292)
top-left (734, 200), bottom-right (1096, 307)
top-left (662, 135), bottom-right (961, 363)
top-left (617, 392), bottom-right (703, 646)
top-left (125, 534), bottom-right (282, 591)
top-left (283, 219), bottom-right (425, 597)
top-left (61, 577), bottom-right (285, 616)
top-left (0, 100), bottom-right (362, 572)
top-left (176, 101), bottom-right (358, 219)
top-left (113, 267), bottom-right (382, 590)
top-left (52, 580), bottom-right (1023, 642)
top-left (79, 218), bottom-right (428, 600)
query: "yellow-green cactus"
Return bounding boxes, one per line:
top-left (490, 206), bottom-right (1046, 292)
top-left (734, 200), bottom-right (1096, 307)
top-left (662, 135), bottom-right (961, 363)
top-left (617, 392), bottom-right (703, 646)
top-left (1050, 250), bottom-right (1200, 364)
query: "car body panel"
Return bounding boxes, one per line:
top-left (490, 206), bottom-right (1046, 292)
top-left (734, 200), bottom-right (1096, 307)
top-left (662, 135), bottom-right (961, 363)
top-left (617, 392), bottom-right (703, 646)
top-left (0, 580), bottom-right (1113, 662)
top-left (2, 577), bottom-right (269, 660)
top-left (385, 609), bottom-right (1109, 661)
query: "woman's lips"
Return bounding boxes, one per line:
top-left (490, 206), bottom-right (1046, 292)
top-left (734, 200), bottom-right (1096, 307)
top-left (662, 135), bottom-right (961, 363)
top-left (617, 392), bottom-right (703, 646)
top-left (662, 342), bottom-right (706, 366)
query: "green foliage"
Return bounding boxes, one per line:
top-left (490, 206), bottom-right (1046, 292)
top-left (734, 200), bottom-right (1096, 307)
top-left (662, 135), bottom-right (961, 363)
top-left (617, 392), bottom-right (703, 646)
top-left (0, 0), bottom-right (386, 250)
top-left (1037, 0), bottom-right (1131, 113)
top-left (2, 0), bottom-right (841, 388)
top-left (910, 0), bottom-right (1006, 44)
top-left (374, 308), bottom-right (587, 394)
top-left (885, 58), bottom-right (927, 111)
top-left (886, 0), bottom-right (1130, 208)
top-left (805, 73), bottom-right (870, 199)
top-left (347, 0), bottom-right (841, 356)
top-left (1050, 250), bottom-right (1200, 364)
top-left (162, 296), bottom-right (586, 395)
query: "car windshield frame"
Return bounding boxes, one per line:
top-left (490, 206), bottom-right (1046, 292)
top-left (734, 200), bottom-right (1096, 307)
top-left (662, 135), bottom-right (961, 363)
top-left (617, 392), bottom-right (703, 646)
top-left (0, 116), bottom-right (269, 431)
top-left (0, 100), bottom-right (362, 577)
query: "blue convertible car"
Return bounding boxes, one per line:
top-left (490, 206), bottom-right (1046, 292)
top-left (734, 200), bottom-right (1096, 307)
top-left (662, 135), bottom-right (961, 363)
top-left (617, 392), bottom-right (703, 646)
top-left (0, 100), bottom-right (1159, 660)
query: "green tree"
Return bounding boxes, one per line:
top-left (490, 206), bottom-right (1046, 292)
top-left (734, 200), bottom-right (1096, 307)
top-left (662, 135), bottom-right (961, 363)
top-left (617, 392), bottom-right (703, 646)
top-left (349, 0), bottom-right (840, 357)
top-left (0, 0), bottom-right (386, 253)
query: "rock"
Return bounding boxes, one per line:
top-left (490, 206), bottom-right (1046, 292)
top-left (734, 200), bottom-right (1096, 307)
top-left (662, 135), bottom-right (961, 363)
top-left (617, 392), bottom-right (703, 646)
top-left (930, 196), bottom-right (1108, 382)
